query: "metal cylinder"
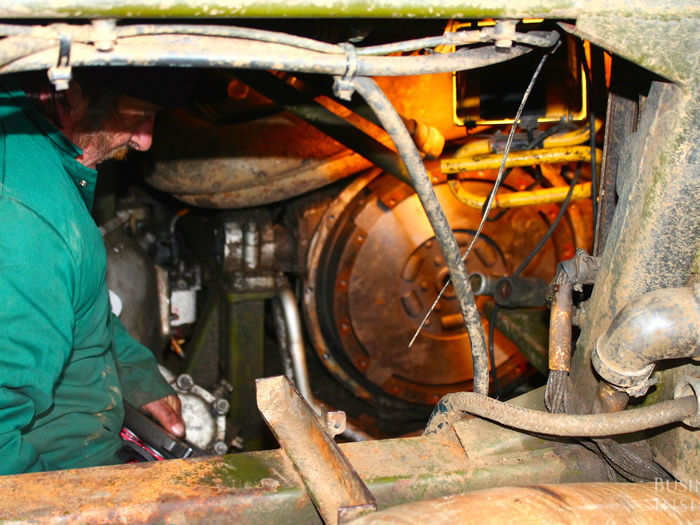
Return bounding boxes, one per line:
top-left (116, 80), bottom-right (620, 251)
top-left (346, 482), bottom-right (700, 525)
top-left (278, 282), bottom-right (313, 406)
top-left (549, 278), bottom-right (573, 372)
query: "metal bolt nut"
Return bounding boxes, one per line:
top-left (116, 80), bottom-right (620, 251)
top-left (175, 373), bottom-right (194, 391)
top-left (213, 441), bottom-right (228, 455)
top-left (213, 398), bottom-right (230, 416)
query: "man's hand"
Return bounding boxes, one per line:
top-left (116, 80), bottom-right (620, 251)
top-left (141, 395), bottom-right (186, 438)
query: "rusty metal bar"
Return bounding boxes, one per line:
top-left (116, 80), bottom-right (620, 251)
top-left (256, 376), bottom-right (376, 525)
top-left (0, 386), bottom-right (613, 523)
top-left (346, 482), bottom-right (700, 525)
top-left (549, 277), bottom-right (573, 373)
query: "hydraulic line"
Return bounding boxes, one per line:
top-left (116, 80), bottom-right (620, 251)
top-left (424, 392), bottom-right (697, 437)
top-left (441, 145), bottom-right (601, 172)
top-left (448, 179), bottom-right (591, 210)
top-left (351, 75), bottom-right (490, 395)
top-left (0, 22), bottom-right (558, 55)
top-left (1, 35), bottom-right (544, 77)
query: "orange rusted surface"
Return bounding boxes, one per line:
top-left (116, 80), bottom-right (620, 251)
top-left (348, 482), bottom-right (700, 524)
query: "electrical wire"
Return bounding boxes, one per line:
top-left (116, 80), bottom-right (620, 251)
top-left (580, 42), bottom-right (598, 245)
top-left (512, 164), bottom-right (581, 277)
top-left (410, 41), bottom-right (561, 349)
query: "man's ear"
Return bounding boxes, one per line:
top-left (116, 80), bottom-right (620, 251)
top-left (55, 81), bottom-right (88, 134)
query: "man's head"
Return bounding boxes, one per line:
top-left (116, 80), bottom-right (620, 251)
top-left (55, 81), bottom-right (158, 169)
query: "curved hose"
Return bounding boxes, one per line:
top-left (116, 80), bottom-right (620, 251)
top-left (425, 392), bottom-right (697, 437)
top-left (351, 76), bottom-right (490, 395)
top-left (592, 285), bottom-right (700, 397)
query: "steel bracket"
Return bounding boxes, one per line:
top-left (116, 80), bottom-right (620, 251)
top-left (256, 375), bottom-right (376, 525)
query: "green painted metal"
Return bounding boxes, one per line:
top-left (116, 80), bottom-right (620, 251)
top-left (0, 422), bottom-right (611, 523)
top-left (484, 303), bottom-right (549, 375)
top-left (2, 0), bottom-right (697, 19)
top-left (224, 295), bottom-right (268, 450)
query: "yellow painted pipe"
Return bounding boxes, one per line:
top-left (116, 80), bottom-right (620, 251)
top-left (453, 119), bottom-right (603, 160)
top-left (441, 145), bottom-right (602, 173)
top-left (448, 180), bottom-right (592, 209)
top-left (543, 117), bottom-right (603, 148)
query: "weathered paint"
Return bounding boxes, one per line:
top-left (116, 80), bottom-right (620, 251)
top-left (1, 0), bottom-right (696, 19)
top-left (0, 428), bottom-right (611, 523)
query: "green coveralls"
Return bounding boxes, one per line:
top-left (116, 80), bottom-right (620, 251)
top-left (0, 89), bottom-right (174, 474)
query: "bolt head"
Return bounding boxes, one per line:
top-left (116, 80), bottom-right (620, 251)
top-left (176, 374), bottom-right (194, 391)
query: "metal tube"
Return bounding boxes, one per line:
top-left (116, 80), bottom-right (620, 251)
top-left (351, 76), bottom-right (490, 395)
top-left (441, 145), bottom-right (602, 173)
top-left (549, 277), bottom-right (573, 373)
top-left (448, 180), bottom-right (591, 210)
top-left (346, 482), bottom-right (700, 525)
top-left (257, 376), bottom-right (376, 525)
top-left (592, 285), bottom-right (700, 397)
top-left (277, 281), bottom-right (373, 442)
top-left (278, 282), bottom-right (313, 406)
top-left (1, 35), bottom-right (535, 77)
top-left (425, 392), bottom-right (697, 437)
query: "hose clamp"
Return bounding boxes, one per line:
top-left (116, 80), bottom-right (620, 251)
top-left (333, 42), bottom-right (358, 101)
top-left (47, 34), bottom-right (72, 91)
top-left (673, 376), bottom-right (700, 427)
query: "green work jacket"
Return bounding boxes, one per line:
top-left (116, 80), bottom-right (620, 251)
top-left (0, 88), bottom-right (173, 474)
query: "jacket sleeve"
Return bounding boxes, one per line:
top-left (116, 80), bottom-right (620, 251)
top-left (0, 200), bottom-right (75, 474)
top-left (111, 315), bottom-right (174, 408)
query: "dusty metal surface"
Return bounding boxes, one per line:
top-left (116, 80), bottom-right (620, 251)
top-left (1, 0), bottom-right (694, 19)
top-left (257, 376), bottom-right (376, 525)
top-left (0, 34), bottom-right (535, 78)
top-left (304, 170), bottom-right (576, 404)
top-left (441, 145), bottom-right (600, 173)
top-left (592, 285), bottom-right (700, 397)
top-left (347, 482), bottom-right (700, 525)
top-left (147, 110), bottom-right (372, 208)
top-left (569, 80), bottom-right (700, 415)
top-left (0, 400), bottom-right (612, 523)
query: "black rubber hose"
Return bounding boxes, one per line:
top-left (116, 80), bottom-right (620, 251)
top-left (425, 392), bottom-right (697, 437)
top-left (352, 76), bottom-right (490, 395)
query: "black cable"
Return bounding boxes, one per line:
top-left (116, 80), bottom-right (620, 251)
top-left (512, 164), bottom-right (581, 277)
top-left (525, 120), bottom-right (577, 150)
top-left (580, 42), bottom-right (598, 245)
top-left (488, 304), bottom-right (500, 398)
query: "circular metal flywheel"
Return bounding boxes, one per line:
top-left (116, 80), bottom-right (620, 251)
top-left (304, 170), bottom-right (579, 406)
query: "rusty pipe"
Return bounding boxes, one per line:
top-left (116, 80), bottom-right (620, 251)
top-left (425, 392), bottom-right (697, 437)
top-left (347, 483), bottom-right (700, 525)
top-left (549, 275), bottom-right (573, 373)
top-left (592, 284), bottom-right (700, 397)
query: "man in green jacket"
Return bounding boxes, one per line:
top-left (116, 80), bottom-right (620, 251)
top-left (0, 76), bottom-right (185, 474)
